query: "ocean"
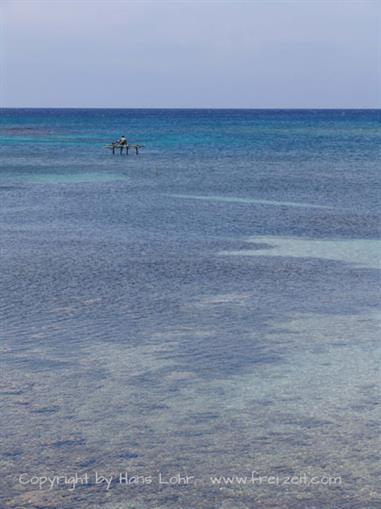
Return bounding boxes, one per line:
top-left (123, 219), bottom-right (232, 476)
top-left (0, 109), bottom-right (380, 508)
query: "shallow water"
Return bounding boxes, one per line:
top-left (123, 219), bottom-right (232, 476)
top-left (221, 235), bottom-right (381, 269)
top-left (0, 109), bottom-right (380, 508)
top-left (167, 193), bottom-right (334, 209)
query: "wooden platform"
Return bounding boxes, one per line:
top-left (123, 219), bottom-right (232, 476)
top-left (106, 144), bottom-right (144, 155)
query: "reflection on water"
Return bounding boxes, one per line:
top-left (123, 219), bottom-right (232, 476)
top-left (1, 109), bottom-right (381, 508)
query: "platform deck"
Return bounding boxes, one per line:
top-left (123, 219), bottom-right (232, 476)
top-left (106, 144), bottom-right (144, 155)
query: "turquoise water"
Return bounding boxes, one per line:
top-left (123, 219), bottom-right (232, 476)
top-left (0, 109), bottom-right (380, 509)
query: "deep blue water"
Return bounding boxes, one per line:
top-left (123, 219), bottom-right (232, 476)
top-left (1, 109), bottom-right (380, 509)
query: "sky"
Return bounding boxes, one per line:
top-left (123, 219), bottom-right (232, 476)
top-left (1, 0), bottom-right (380, 108)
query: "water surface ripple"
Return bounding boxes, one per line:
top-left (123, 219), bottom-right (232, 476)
top-left (0, 109), bottom-right (380, 509)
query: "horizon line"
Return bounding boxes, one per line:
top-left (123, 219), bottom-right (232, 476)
top-left (1, 106), bottom-right (380, 111)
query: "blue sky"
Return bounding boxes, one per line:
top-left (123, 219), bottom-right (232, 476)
top-left (1, 0), bottom-right (380, 108)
